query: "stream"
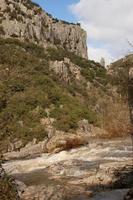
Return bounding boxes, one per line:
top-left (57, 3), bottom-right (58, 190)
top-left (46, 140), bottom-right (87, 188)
top-left (2, 137), bottom-right (133, 200)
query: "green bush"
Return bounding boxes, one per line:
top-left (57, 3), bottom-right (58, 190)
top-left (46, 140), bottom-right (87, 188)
top-left (50, 94), bottom-right (97, 132)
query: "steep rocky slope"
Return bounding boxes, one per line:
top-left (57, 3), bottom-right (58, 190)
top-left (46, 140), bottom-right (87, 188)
top-left (0, 38), bottom-right (108, 154)
top-left (0, 37), bottom-right (131, 158)
top-left (0, 0), bottom-right (87, 58)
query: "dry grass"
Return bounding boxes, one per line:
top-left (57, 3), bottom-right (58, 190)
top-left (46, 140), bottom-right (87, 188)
top-left (101, 99), bottom-right (131, 138)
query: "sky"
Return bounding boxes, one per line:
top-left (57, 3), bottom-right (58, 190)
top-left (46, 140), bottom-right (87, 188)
top-left (33, 0), bottom-right (133, 64)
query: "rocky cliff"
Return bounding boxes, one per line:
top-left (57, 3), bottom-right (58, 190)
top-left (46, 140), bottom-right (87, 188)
top-left (0, 0), bottom-right (88, 58)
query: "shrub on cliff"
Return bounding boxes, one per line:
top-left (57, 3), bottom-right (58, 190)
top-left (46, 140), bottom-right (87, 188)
top-left (47, 47), bottom-right (107, 85)
top-left (0, 38), bottom-right (99, 150)
top-left (0, 37), bottom-right (130, 151)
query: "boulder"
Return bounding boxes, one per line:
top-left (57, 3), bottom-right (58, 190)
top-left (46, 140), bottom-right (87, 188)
top-left (4, 140), bottom-right (47, 160)
top-left (49, 58), bottom-right (82, 83)
top-left (46, 133), bottom-right (88, 153)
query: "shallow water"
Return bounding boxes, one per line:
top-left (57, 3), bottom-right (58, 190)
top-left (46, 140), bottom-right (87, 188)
top-left (2, 137), bottom-right (133, 200)
top-left (13, 169), bottom-right (60, 186)
top-left (3, 137), bottom-right (132, 175)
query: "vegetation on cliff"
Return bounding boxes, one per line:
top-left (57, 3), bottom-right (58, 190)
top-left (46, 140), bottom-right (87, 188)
top-left (0, 37), bottom-right (131, 154)
top-left (0, 38), bottom-right (104, 152)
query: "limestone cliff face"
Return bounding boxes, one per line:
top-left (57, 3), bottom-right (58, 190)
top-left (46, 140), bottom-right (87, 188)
top-left (0, 0), bottom-right (88, 58)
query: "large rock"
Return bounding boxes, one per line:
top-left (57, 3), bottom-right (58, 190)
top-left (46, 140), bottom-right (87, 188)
top-left (3, 139), bottom-right (47, 160)
top-left (3, 132), bottom-right (89, 160)
top-left (49, 58), bottom-right (83, 83)
top-left (46, 133), bottom-right (88, 153)
top-left (0, 0), bottom-right (88, 59)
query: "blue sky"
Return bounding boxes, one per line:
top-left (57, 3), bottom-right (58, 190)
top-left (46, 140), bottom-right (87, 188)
top-left (33, 0), bottom-right (78, 23)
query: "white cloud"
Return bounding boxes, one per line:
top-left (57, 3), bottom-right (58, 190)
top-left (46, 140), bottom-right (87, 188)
top-left (70, 0), bottom-right (133, 63)
top-left (89, 47), bottom-right (114, 65)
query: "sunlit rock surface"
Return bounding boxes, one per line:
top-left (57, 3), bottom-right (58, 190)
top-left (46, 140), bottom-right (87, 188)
top-left (0, 0), bottom-right (88, 58)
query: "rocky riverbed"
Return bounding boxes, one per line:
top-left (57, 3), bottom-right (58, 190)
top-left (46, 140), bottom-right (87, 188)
top-left (2, 137), bottom-right (133, 200)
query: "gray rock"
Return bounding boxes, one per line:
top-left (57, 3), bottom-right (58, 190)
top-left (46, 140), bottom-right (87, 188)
top-left (4, 140), bottom-right (47, 160)
top-left (49, 58), bottom-right (82, 83)
top-left (0, 0), bottom-right (88, 59)
top-left (8, 139), bottom-right (23, 152)
top-left (15, 180), bottom-right (27, 197)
